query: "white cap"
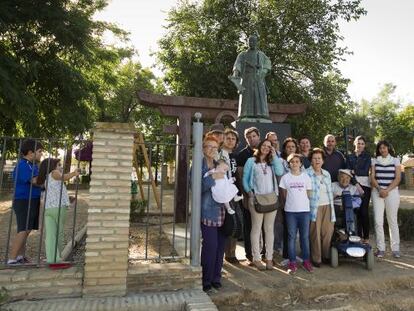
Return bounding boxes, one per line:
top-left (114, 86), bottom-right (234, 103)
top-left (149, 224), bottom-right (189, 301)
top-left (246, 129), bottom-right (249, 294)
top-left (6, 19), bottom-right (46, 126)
top-left (338, 169), bottom-right (353, 178)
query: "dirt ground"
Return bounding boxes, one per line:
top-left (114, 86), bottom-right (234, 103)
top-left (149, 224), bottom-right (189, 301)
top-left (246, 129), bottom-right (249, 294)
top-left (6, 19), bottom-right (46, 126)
top-left (213, 240), bottom-right (414, 310)
top-left (0, 190), bottom-right (89, 265)
top-left (128, 215), bottom-right (178, 263)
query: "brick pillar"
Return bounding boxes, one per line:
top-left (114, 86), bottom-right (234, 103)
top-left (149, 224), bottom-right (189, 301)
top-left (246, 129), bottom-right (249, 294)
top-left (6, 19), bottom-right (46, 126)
top-left (83, 122), bottom-right (135, 297)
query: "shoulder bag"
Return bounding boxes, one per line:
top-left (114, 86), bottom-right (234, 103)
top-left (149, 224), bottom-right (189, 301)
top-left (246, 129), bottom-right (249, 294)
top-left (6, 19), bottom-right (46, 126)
top-left (254, 168), bottom-right (278, 213)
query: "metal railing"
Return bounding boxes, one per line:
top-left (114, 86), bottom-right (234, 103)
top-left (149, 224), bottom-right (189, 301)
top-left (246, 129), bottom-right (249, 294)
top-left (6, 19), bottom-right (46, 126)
top-left (0, 137), bottom-right (90, 268)
top-left (129, 139), bottom-right (192, 263)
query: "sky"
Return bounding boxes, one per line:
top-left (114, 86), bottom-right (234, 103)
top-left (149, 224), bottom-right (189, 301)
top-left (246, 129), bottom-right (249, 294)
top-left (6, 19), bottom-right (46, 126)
top-left (95, 0), bottom-right (414, 104)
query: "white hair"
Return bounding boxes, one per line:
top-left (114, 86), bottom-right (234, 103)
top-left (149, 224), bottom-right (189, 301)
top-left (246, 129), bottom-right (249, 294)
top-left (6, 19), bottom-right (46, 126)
top-left (323, 134), bottom-right (335, 147)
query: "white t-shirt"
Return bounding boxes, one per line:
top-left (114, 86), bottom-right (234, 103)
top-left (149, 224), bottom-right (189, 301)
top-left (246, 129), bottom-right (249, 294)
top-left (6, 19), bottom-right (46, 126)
top-left (279, 172), bottom-right (312, 212)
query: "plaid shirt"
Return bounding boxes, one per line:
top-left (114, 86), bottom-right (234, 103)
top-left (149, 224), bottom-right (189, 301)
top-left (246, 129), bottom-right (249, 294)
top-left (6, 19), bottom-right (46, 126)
top-left (202, 204), bottom-right (225, 227)
top-left (306, 167), bottom-right (336, 222)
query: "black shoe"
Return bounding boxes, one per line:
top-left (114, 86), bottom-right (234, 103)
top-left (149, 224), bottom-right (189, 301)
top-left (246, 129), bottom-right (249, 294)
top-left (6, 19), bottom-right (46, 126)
top-left (212, 282), bottom-right (222, 289)
top-left (203, 285), bottom-right (213, 293)
top-left (225, 257), bottom-right (240, 264)
top-left (322, 258), bottom-right (330, 264)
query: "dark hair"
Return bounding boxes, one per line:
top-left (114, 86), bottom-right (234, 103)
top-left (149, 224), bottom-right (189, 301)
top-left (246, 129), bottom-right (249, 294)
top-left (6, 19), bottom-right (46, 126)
top-left (309, 148), bottom-right (326, 161)
top-left (375, 140), bottom-right (395, 157)
top-left (20, 139), bottom-right (43, 156)
top-left (224, 128), bottom-right (239, 146)
top-left (253, 139), bottom-right (273, 164)
top-left (298, 136), bottom-right (311, 144)
top-left (281, 137), bottom-right (298, 160)
top-left (37, 158), bottom-right (60, 185)
top-left (354, 135), bottom-right (366, 145)
top-left (244, 127), bottom-right (260, 138)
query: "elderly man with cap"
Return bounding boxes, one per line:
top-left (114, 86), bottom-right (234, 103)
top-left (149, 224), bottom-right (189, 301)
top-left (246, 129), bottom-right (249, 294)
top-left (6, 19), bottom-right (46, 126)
top-left (206, 124), bottom-right (225, 147)
top-left (331, 169), bottom-right (362, 231)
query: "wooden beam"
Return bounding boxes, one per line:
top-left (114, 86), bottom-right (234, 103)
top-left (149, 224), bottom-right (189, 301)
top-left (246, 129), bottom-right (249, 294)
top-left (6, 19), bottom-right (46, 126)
top-left (135, 133), bottom-right (161, 209)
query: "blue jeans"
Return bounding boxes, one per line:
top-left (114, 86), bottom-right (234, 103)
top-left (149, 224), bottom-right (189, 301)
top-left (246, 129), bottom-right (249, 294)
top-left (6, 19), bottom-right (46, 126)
top-left (285, 212), bottom-right (310, 262)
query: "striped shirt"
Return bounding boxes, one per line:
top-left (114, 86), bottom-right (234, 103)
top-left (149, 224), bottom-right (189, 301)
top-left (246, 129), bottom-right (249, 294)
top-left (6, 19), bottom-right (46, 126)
top-left (373, 157), bottom-right (400, 189)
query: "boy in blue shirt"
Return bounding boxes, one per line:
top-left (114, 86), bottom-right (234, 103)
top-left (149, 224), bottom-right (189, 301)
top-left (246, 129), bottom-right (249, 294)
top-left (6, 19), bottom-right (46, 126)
top-left (8, 139), bottom-right (43, 265)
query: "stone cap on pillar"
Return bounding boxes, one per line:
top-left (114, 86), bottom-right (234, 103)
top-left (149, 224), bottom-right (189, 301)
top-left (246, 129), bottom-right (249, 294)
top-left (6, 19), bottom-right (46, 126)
top-left (93, 122), bottom-right (136, 134)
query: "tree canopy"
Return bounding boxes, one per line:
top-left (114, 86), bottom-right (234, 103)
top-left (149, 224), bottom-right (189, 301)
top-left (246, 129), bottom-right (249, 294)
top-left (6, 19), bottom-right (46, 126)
top-left (157, 0), bottom-right (366, 144)
top-left (0, 0), bottom-right (134, 138)
top-left (347, 84), bottom-right (414, 156)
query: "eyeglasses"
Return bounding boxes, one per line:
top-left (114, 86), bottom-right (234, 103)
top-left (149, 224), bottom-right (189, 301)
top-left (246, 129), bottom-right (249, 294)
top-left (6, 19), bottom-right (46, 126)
top-left (204, 145), bottom-right (218, 150)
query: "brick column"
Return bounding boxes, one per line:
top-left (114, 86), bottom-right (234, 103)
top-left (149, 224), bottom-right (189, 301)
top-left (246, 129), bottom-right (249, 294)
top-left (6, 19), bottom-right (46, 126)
top-left (83, 122), bottom-right (135, 297)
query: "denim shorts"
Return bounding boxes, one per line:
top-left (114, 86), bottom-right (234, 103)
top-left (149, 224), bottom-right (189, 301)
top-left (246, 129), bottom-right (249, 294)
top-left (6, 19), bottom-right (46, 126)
top-left (13, 199), bottom-right (40, 232)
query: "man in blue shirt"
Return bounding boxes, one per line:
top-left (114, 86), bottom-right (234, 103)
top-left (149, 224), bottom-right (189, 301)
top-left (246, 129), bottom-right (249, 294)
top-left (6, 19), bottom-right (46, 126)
top-left (8, 139), bottom-right (43, 265)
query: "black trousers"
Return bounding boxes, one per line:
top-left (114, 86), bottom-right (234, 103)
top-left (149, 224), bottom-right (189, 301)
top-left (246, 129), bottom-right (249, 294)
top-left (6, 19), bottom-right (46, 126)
top-left (357, 185), bottom-right (371, 240)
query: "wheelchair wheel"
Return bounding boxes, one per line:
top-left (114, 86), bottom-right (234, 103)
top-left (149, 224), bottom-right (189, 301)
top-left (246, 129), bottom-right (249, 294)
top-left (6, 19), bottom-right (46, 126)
top-left (366, 248), bottom-right (374, 271)
top-left (331, 247), bottom-right (339, 268)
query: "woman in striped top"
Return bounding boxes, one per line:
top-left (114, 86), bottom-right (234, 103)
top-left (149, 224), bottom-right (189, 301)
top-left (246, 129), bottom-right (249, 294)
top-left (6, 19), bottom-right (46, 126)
top-left (371, 140), bottom-right (401, 258)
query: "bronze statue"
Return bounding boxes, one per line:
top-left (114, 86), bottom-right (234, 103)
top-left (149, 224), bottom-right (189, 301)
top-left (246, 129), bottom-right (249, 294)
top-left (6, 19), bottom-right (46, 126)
top-left (229, 34), bottom-right (272, 123)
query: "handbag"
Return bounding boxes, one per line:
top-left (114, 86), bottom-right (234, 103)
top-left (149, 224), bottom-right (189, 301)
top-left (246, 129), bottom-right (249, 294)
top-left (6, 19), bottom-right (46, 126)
top-left (253, 171), bottom-right (278, 213)
top-left (254, 192), bottom-right (278, 213)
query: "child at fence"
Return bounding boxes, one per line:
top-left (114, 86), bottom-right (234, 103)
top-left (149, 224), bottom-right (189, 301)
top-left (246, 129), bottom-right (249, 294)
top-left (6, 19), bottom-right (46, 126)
top-left (204, 159), bottom-right (242, 215)
top-left (37, 158), bottom-right (80, 263)
top-left (279, 153), bottom-right (313, 273)
top-left (8, 139), bottom-right (44, 265)
top-left (332, 169), bottom-right (362, 234)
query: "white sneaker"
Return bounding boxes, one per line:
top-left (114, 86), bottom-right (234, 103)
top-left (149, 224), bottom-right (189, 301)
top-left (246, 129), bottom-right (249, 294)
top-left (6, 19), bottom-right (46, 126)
top-left (7, 259), bottom-right (21, 265)
top-left (226, 207), bottom-right (235, 215)
top-left (234, 194), bottom-right (243, 202)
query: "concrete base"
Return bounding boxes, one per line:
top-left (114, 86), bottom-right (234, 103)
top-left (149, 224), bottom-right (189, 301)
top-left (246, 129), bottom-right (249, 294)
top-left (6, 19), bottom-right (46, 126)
top-left (234, 121), bottom-right (291, 152)
top-left (5, 289), bottom-right (217, 311)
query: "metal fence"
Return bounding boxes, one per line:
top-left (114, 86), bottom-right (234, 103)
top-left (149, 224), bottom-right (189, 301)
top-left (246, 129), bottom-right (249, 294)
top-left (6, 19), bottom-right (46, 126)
top-left (0, 131), bottom-right (199, 267)
top-left (129, 138), bottom-right (192, 263)
top-left (0, 137), bottom-right (90, 268)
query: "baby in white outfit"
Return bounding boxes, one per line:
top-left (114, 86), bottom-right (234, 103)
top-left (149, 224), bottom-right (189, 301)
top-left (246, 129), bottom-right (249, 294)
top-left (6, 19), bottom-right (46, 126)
top-left (204, 160), bottom-right (242, 215)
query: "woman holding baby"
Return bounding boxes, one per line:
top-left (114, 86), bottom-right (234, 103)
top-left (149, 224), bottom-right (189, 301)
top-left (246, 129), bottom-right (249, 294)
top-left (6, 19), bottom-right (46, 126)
top-left (200, 135), bottom-right (227, 293)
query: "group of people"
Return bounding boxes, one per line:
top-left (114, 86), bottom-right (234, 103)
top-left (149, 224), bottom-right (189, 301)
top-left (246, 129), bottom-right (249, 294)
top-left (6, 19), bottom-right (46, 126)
top-left (8, 139), bottom-right (79, 265)
top-left (199, 126), bottom-right (402, 293)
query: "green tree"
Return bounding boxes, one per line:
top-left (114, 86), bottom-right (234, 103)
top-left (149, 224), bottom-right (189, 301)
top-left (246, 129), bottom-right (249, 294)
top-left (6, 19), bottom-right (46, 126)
top-left (156, 0), bottom-right (366, 144)
top-left (346, 84), bottom-right (414, 156)
top-left (0, 0), bottom-right (129, 138)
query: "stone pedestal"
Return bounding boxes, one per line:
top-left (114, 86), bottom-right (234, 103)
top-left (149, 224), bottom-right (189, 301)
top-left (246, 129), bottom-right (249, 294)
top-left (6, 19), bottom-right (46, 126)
top-left (83, 122), bottom-right (135, 297)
